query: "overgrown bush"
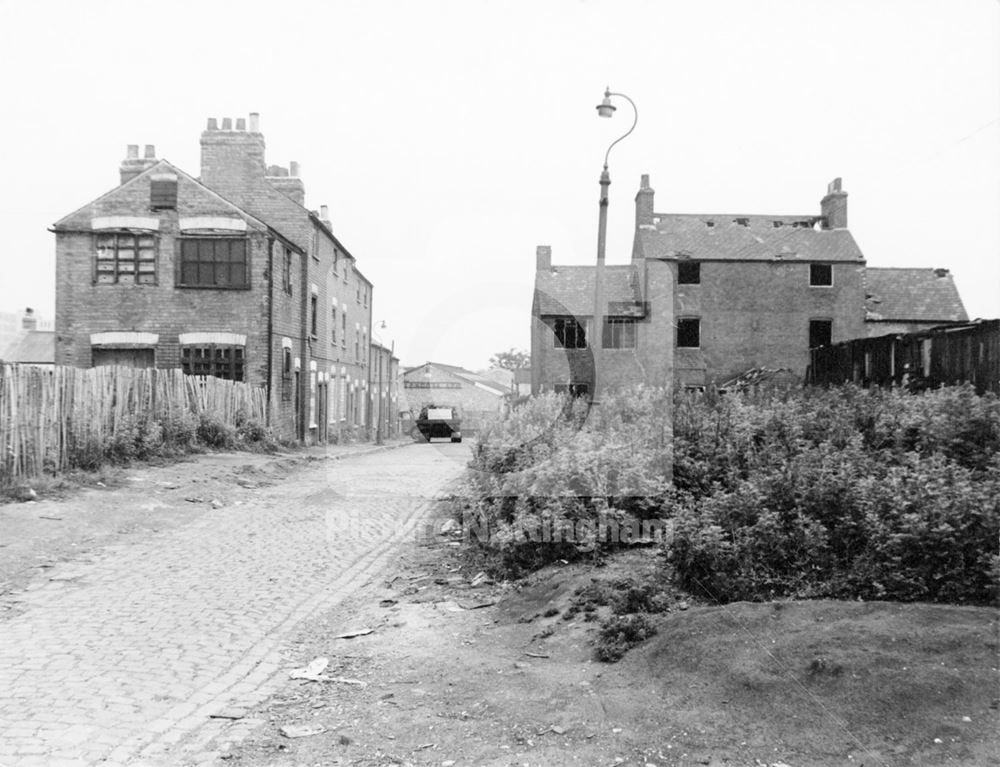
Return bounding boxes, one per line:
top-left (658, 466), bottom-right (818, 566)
top-left (196, 413), bottom-right (236, 449)
top-left (461, 388), bottom-right (673, 574)
top-left (596, 613), bottom-right (658, 662)
top-left (668, 384), bottom-right (1000, 605)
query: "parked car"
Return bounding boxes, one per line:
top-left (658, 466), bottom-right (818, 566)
top-left (413, 404), bottom-right (462, 443)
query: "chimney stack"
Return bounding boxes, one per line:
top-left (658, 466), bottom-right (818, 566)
top-left (200, 113), bottom-right (267, 202)
top-left (635, 174), bottom-right (655, 228)
top-left (319, 204), bottom-right (331, 228)
top-left (820, 177), bottom-right (848, 230)
top-left (536, 245), bottom-right (552, 271)
top-left (267, 161), bottom-right (305, 206)
top-left (22, 307), bottom-right (37, 331)
top-left (120, 144), bottom-right (157, 184)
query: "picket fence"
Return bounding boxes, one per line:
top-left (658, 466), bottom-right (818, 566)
top-left (0, 364), bottom-right (267, 482)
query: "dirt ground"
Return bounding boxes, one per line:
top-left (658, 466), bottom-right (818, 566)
top-left (2, 452), bottom-right (997, 767)
top-left (221, 503), bottom-right (1000, 767)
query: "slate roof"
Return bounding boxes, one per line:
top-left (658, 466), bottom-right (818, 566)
top-left (534, 265), bottom-right (640, 316)
top-left (0, 331), bottom-right (55, 364)
top-left (865, 268), bottom-right (969, 322)
top-left (636, 214), bottom-right (865, 263)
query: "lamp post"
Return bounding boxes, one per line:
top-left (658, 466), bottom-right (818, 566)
top-left (592, 87), bottom-right (638, 403)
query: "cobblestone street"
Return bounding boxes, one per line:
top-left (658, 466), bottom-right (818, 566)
top-left (0, 443), bottom-right (467, 767)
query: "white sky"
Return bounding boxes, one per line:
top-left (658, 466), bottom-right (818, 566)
top-left (1, 0), bottom-right (997, 371)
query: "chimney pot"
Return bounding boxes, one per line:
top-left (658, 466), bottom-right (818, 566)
top-left (126, 144), bottom-right (139, 159)
top-left (207, 117), bottom-right (218, 130)
top-left (144, 145), bottom-right (155, 159)
top-left (320, 204), bottom-right (329, 220)
top-left (289, 161), bottom-right (300, 177)
top-left (22, 307), bottom-right (37, 331)
top-left (635, 173), bottom-right (655, 227)
top-left (640, 174), bottom-right (650, 189)
top-left (536, 245), bottom-right (552, 271)
top-left (249, 112), bottom-right (260, 132)
top-left (236, 118), bottom-right (246, 131)
top-left (934, 268), bottom-right (950, 278)
top-left (221, 117), bottom-right (233, 130)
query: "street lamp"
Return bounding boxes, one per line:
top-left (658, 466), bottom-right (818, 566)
top-left (591, 86), bottom-right (638, 403)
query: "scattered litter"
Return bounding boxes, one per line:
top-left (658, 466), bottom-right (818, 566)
top-left (416, 742), bottom-right (435, 750)
top-left (458, 599), bottom-right (496, 610)
top-left (210, 707), bottom-right (247, 720)
top-left (210, 499), bottom-right (224, 509)
top-left (442, 761), bottom-right (456, 766)
top-left (933, 738), bottom-right (943, 744)
top-left (612, 727), bottom-right (623, 733)
top-left (185, 497), bottom-right (204, 503)
top-left (38, 515), bottom-right (63, 521)
top-left (524, 651), bottom-right (550, 659)
top-left (439, 519), bottom-right (460, 535)
top-left (771, 762), bottom-right (793, 767)
top-left (677, 601), bottom-right (689, 610)
top-left (379, 599), bottom-right (398, 608)
top-left (538, 725), bottom-right (567, 735)
top-left (325, 677), bottom-right (367, 687)
top-left (95, 481), bottom-right (106, 488)
top-left (289, 657), bottom-right (329, 681)
top-left (279, 724), bottom-right (325, 738)
top-left (334, 628), bottom-right (374, 639)
top-left (961, 715), bottom-right (972, 722)
top-left (470, 572), bottom-right (493, 587)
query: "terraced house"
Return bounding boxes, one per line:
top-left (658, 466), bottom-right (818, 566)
top-left (53, 114), bottom-right (376, 442)
top-left (531, 176), bottom-right (967, 395)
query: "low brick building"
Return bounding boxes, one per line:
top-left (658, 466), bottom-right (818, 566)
top-left (53, 115), bottom-right (376, 443)
top-left (402, 362), bottom-right (508, 433)
top-left (864, 267), bottom-right (968, 336)
top-left (531, 176), bottom-right (967, 394)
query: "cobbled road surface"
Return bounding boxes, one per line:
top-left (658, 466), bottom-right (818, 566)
top-left (0, 443), bottom-right (467, 767)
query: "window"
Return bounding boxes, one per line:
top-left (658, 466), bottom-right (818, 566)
top-left (603, 317), bottom-right (636, 349)
top-left (310, 294), bottom-right (318, 337)
top-left (678, 261), bottom-right (700, 285)
top-left (331, 307), bottom-right (337, 345)
top-left (180, 345), bottom-right (244, 381)
top-left (95, 232), bottom-right (156, 285)
top-left (341, 311), bottom-right (347, 346)
top-left (809, 319), bottom-right (832, 349)
top-left (282, 248), bottom-right (293, 294)
top-left (149, 175), bottom-right (178, 209)
top-left (363, 286), bottom-right (368, 307)
top-left (554, 383), bottom-right (590, 398)
top-left (178, 238), bottom-right (248, 288)
top-left (552, 317), bottom-right (588, 349)
top-left (281, 348), bottom-right (292, 401)
top-left (677, 318), bottom-right (701, 348)
top-left (810, 263), bottom-right (833, 286)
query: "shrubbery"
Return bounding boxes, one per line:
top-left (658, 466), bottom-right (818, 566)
top-left (462, 384), bottom-right (1000, 605)
top-left (462, 388), bottom-right (673, 574)
top-left (669, 384), bottom-right (999, 604)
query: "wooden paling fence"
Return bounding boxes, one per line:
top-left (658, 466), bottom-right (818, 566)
top-left (0, 365), bottom-right (267, 483)
top-left (807, 320), bottom-right (1000, 395)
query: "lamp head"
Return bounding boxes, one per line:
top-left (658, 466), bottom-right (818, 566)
top-left (596, 87), bottom-right (616, 118)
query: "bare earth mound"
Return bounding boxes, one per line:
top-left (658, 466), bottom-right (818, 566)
top-left (225, 542), bottom-right (999, 767)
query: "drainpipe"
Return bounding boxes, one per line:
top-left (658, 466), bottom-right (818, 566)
top-left (266, 237), bottom-right (275, 427)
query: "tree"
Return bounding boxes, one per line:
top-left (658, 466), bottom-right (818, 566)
top-left (490, 348), bottom-right (530, 371)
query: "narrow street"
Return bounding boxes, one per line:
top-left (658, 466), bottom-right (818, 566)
top-left (0, 443), bottom-right (467, 767)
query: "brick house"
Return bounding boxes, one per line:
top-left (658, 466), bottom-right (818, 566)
top-left (53, 115), bottom-right (375, 443)
top-left (531, 176), bottom-right (967, 394)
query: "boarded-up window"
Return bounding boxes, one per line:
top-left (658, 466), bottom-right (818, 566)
top-left (149, 174), bottom-right (178, 209)
top-left (95, 232), bottom-right (157, 285)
